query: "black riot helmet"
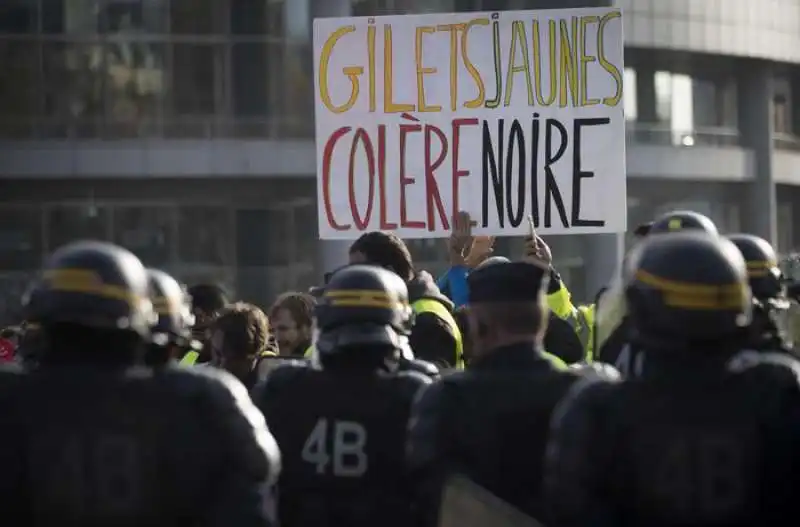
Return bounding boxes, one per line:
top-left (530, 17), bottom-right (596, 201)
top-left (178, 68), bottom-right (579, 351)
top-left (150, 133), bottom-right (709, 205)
top-left (314, 264), bottom-right (414, 357)
top-left (23, 241), bottom-right (155, 338)
top-left (727, 234), bottom-right (787, 306)
top-left (624, 232), bottom-right (751, 348)
top-left (147, 269), bottom-right (197, 347)
top-left (648, 210), bottom-right (719, 236)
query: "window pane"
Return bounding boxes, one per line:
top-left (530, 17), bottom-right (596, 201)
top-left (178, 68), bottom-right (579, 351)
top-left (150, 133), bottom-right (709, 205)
top-left (169, 0), bottom-right (217, 34)
top-left (0, 208), bottom-right (43, 271)
top-left (0, 273), bottom-right (35, 326)
top-left (232, 42), bottom-right (269, 123)
top-left (177, 206), bottom-right (233, 266)
top-left (264, 208), bottom-right (291, 266)
top-left (47, 205), bottom-right (111, 250)
top-left (0, 0), bottom-right (38, 33)
top-left (272, 40), bottom-right (315, 138)
top-left (42, 41), bottom-right (106, 138)
top-left (0, 39), bottom-right (40, 138)
top-left (103, 0), bottom-right (168, 34)
top-left (105, 39), bottom-right (166, 137)
top-left (112, 206), bottom-right (173, 267)
top-left (654, 71), bottom-right (672, 123)
top-left (236, 209), bottom-right (270, 266)
top-left (63, 0), bottom-right (102, 34)
top-left (166, 43), bottom-right (220, 137)
top-left (230, 0), bottom-right (274, 36)
top-left (624, 68), bottom-right (637, 121)
top-left (692, 78), bottom-right (717, 128)
top-left (295, 202), bottom-right (317, 266)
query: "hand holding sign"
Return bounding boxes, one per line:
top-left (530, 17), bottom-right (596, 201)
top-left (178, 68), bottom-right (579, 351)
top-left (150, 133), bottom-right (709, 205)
top-left (448, 211), bottom-right (474, 264)
top-left (464, 236), bottom-right (495, 269)
top-left (524, 215), bottom-right (552, 268)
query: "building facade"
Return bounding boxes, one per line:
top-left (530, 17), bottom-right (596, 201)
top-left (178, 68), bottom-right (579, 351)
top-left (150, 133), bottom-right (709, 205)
top-left (2, 0), bottom-right (800, 319)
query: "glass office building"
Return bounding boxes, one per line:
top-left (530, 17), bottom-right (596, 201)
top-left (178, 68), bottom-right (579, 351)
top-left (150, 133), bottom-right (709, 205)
top-left (2, 0), bottom-right (800, 320)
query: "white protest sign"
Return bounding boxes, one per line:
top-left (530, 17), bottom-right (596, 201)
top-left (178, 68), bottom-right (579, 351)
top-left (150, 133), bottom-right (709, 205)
top-left (313, 8), bottom-right (626, 240)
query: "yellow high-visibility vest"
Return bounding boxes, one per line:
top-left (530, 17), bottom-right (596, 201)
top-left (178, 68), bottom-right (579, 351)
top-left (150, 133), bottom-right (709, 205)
top-left (411, 298), bottom-right (464, 370)
top-left (179, 350), bottom-right (199, 366)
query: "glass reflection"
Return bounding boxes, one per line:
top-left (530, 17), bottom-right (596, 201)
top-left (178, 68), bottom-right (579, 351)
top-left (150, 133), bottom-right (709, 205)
top-left (177, 206), bottom-right (232, 266)
top-left (167, 43), bottom-right (219, 137)
top-left (169, 0), bottom-right (216, 34)
top-left (0, 39), bottom-right (40, 138)
top-left (103, 0), bottom-right (168, 34)
top-left (63, 0), bottom-right (102, 34)
top-left (105, 39), bottom-right (165, 136)
top-left (272, 40), bottom-right (314, 138)
top-left (112, 206), bottom-right (173, 266)
top-left (653, 71), bottom-right (738, 146)
top-left (42, 41), bottom-right (106, 138)
top-left (230, 0), bottom-right (284, 36)
top-left (232, 41), bottom-right (269, 130)
top-left (0, 208), bottom-right (43, 271)
top-left (624, 68), bottom-right (637, 121)
top-left (47, 205), bottom-right (111, 249)
top-left (0, 0), bottom-right (38, 33)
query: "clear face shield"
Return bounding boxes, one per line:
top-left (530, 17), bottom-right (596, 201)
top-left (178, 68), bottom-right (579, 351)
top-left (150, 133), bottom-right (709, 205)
top-left (309, 322), bottom-right (412, 368)
top-left (595, 270), bottom-right (628, 352)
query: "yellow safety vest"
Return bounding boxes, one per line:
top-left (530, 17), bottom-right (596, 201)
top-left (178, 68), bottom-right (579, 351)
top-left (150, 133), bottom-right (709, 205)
top-left (541, 350), bottom-right (567, 370)
top-left (564, 306), bottom-right (594, 362)
top-left (304, 345), bottom-right (314, 358)
top-left (411, 298), bottom-right (464, 370)
top-left (179, 350), bottom-right (199, 366)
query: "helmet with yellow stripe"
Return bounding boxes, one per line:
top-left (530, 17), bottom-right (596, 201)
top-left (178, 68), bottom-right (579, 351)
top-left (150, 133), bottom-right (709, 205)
top-left (624, 232), bottom-right (751, 347)
top-left (726, 234), bottom-right (787, 307)
top-left (314, 264), bottom-right (414, 357)
top-left (147, 269), bottom-right (197, 347)
top-left (23, 241), bottom-right (155, 338)
top-left (648, 210), bottom-right (719, 236)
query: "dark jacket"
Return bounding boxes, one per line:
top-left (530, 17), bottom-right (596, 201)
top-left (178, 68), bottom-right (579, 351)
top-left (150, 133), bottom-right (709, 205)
top-left (406, 342), bottom-right (583, 525)
top-left (407, 272), bottom-right (459, 369)
top-left (544, 312), bottom-right (585, 364)
top-left (545, 350), bottom-right (800, 527)
top-left (1, 361), bottom-right (280, 527)
top-left (253, 359), bottom-right (431, 527)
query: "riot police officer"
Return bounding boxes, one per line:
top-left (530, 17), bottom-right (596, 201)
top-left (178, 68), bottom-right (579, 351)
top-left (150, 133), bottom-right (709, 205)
top-left (306, 265), bottom-right (440, 380)
top-left (728, 233), bottom-right (793, 354)
top-left (407, 261), bottom-right (592, 525)
top-left (546, 231), bottom-right (800, 527)
top-left (145, 268), bottom-right (201, 366)
top-left (3, 241), bottom-right (279, 526)
top-left (596, 209), bottom-right (719, 377)
top-left (252, 264), bottom-right (432, 527)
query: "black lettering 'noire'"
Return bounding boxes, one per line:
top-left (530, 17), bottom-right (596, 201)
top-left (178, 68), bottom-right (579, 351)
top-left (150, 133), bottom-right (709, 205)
top-left (572, 118), bottom-right (609, 227)
top-left (544, 119), bottom-right (569, 228)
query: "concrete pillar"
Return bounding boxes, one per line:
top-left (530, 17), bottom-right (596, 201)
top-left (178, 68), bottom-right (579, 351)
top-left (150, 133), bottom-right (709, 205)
top-left (314, 0), bottom-right (353, 275)
top-left (740, 61), bottom-right (777, 243)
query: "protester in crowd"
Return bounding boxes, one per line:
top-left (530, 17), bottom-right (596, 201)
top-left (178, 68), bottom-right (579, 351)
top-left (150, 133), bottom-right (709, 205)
top-left (437, 211), bottom-right (496, 308)
top-left (434, 212), bottom-right (587, 364)
top-left (269, 291), bottom-right (315, 357)
top-left (186, 282), bottom-right (229, 364)
top-left (349, 231), bottom-right (463, 369)
top-left (210, 301), bottom-right (276, 391)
